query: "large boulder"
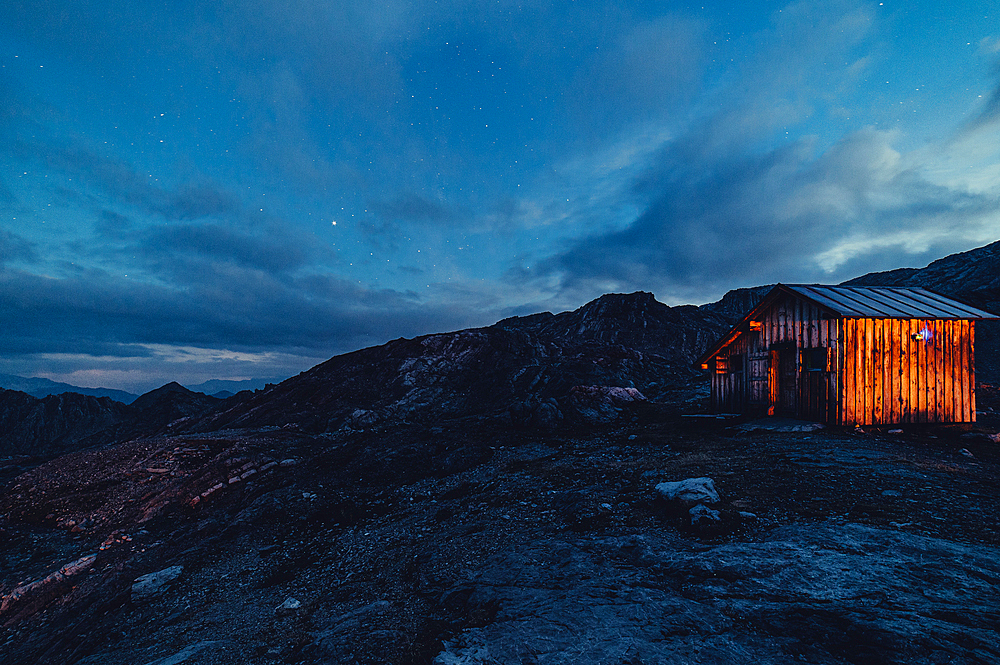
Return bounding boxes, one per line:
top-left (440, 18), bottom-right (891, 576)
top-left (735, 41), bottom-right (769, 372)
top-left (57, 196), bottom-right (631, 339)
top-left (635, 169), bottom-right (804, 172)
top-left (655, 477), bottom-right (720, 508)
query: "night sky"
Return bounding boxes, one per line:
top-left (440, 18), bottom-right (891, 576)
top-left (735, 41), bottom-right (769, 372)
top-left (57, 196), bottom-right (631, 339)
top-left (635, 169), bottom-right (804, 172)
top-left (2, 0), bottom-right (999, 393)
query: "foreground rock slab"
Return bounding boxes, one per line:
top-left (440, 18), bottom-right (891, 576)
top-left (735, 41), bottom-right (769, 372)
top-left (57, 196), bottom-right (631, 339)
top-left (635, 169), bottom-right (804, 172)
top-left (436, 523), bottom-right (1000, 664)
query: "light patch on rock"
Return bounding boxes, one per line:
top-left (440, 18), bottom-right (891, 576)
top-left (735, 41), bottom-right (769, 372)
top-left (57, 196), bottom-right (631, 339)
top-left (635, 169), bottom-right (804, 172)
top-left (141, 640), bottom-right (223, 665)
top-left (276, 597), bottom-right (302, 616)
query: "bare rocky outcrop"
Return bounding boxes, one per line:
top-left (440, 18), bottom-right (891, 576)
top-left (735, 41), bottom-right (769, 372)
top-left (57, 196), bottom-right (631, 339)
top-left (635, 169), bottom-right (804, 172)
top-left (435, 523), bottom-right (1000, 665)
top-left (0, 554), bottom-right (98, 626)
top-left (0, 390), bottom-right (131, 456)
top-left (1, 383), bottom-right (999, 664)
top-left (181, 292), bottom-right (730, 435)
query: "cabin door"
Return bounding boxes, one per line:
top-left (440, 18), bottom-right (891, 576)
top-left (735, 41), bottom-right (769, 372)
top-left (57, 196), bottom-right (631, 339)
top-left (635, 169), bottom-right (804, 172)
top-left (768, 345), bottom-right (797, 416)
top-left (748, 353), bottom-right (770, 414)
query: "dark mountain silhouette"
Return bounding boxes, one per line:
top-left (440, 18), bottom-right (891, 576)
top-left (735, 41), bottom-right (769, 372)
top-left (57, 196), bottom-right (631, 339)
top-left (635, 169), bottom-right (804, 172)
top-left (4, 240), bottom-right (999, 458)
top-left (0, 383), bottom-right (227, 458)
top-left (0, 390), bottom-right (132, 456)
top-left (183, 377), bottom-right (287, 396)
top-left (181, 291), bottom-right (730, 434)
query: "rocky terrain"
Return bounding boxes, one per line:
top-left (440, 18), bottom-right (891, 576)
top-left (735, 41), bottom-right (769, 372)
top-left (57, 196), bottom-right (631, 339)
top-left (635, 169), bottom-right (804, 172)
top-left (2, 394), bottom-right (999, 664)
top-left (2, 241), bottom-right (1000, 664)
top-left (0, 383), bottom-right (223, 459)
top-left (0, 390), bottom-right (133, 456)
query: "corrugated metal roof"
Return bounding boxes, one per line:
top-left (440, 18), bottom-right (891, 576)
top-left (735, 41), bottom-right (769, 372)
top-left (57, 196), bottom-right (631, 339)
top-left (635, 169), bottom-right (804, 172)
top-left (786, 285), bottom-right (998, 319)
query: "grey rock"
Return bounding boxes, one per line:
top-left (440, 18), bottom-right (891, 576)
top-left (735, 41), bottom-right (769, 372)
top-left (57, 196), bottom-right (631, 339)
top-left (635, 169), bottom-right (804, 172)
top-left (142, 641), bottom-right (224, 665)
top-left (689, 503), bottom-right (721, 527)
top-left (567, 385), bottom-right (647, 425)
top-left (131, 565), bottom-right (183, 602)
top-left (275, 597), bottom-right (302, 616)
top-left (508, 397), bottom-right (563, 429)
top-left (655, 477), bottom-right (720, 507)
top-left (348, 409), bottom-right (378, 428)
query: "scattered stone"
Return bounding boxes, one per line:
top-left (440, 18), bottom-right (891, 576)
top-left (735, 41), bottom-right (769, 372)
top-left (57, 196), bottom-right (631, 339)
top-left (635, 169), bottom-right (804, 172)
top-left (991, 433), bottom-right (1000, 444)
top-left (738, 418), bottom-right (824, 433)
top-left (959, 448), bottom-right (974, 458)
top-left (275, 597), bottom-right (302, 617)
top-left (888, 429), bottom-right (903, 434)
top-left (508, 397), bottom-right (564, 429)
top-left (141, 640), bottom-right (223, 665)
top-left (655, 477), bottom-right (720, 508)
top-left (689, 503), bottom-right (721, 527)
top-left (132, 565), bottom-right (183, 602)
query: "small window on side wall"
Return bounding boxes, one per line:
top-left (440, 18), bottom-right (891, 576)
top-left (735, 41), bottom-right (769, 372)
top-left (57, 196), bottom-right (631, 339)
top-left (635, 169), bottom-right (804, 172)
top-left (800, 347), bottom-right (828, 372)
top-left (728, 353), bottom-right (745, 373)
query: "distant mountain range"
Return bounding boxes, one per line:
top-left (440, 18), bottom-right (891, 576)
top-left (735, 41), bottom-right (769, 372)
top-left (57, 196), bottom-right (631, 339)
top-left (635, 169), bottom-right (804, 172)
top-left (0, 375), bottom-right (288, 404)
top-left (0, 374), bottom-right (140, 404)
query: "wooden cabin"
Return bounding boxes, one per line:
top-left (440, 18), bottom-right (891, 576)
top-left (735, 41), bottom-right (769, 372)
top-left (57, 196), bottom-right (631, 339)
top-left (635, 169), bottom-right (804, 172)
top-left (696, 284), bottom-right (998, 425)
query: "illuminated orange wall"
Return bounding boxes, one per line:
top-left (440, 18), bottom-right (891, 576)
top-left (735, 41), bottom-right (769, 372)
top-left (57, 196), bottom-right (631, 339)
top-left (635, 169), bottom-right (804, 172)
top-left (837, 318), bottom-right (975, 426)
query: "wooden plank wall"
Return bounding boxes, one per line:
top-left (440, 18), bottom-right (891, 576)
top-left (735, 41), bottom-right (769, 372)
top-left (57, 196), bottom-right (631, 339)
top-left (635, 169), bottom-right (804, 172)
top-left (837, 318), bottom-right (975, 425)
top-left (710, 332), bottom-right (749, 413)
top-left (711, 295), bottom-right (839, 421)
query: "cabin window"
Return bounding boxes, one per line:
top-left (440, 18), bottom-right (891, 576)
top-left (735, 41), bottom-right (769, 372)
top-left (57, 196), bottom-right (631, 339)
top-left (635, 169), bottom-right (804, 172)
top-left (800, 347), bottom-right (828, 372)
top-left (728, 353), bottom-right (745, 374)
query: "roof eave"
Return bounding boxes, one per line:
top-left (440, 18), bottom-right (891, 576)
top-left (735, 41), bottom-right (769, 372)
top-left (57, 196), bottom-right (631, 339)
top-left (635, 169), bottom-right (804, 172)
top-left (695, 284), bottom-right (810, 368)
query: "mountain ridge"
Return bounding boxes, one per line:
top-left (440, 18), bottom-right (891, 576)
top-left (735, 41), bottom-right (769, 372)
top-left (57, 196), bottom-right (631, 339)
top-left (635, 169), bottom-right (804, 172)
top-left (0, 374), bottom-right (139, 404)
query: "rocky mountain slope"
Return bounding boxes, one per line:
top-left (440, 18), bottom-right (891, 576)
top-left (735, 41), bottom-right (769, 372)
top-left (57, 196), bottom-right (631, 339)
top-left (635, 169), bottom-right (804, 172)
top-left (0, 390), bottom-right (132, 456)
top-left (181, 292), bottom-right (729, 435)
top-left (0, 384), bottom-right (223, 458)
top-left (1, 393), bottom-right (999, 664)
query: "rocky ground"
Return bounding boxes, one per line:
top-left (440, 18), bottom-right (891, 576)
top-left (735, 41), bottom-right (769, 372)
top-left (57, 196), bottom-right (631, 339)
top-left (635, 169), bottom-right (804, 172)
top-left (2, 384), bottom-right (1000, 664)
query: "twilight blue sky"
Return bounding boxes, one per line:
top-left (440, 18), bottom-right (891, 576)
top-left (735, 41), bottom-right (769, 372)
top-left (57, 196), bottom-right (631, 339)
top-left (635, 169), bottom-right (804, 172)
top-left (2, 0), bottom-right (999, 392)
